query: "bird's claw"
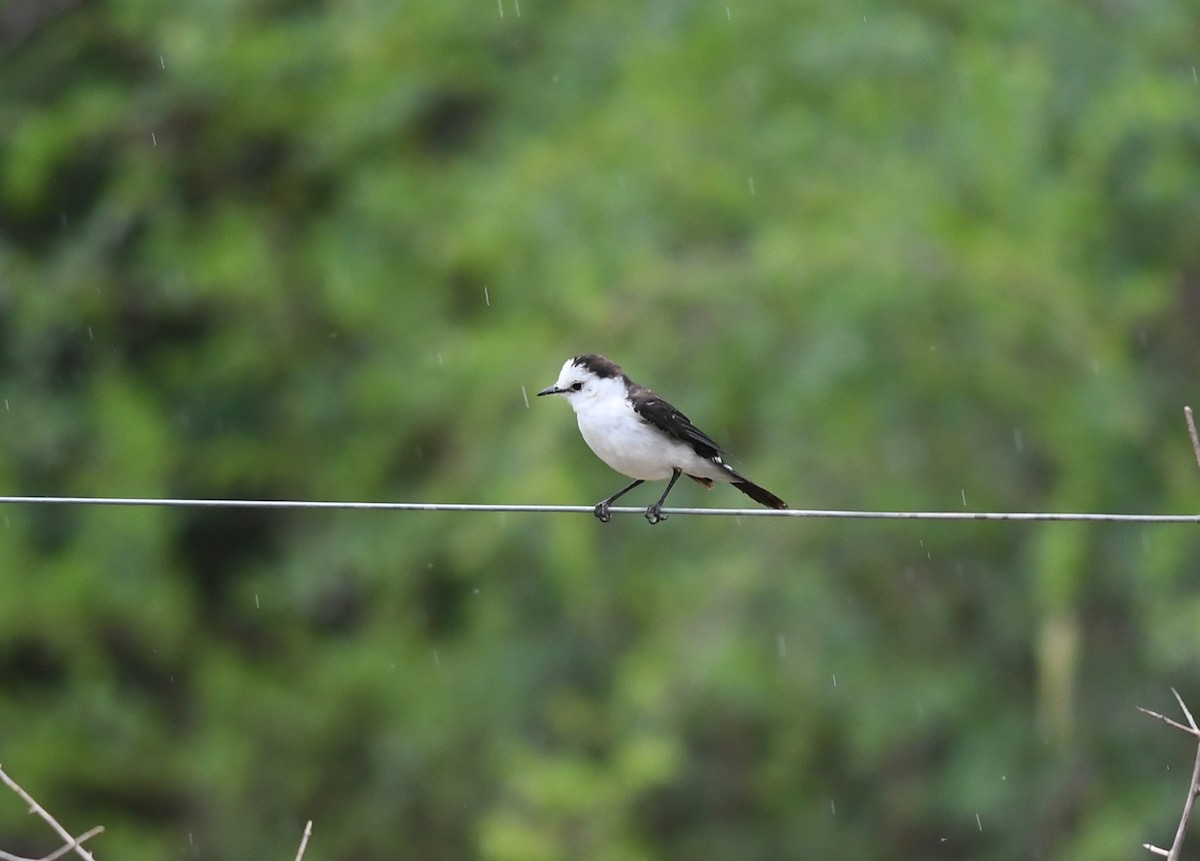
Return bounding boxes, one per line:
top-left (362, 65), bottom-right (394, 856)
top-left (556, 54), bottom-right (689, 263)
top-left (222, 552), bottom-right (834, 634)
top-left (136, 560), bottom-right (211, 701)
top-left (594, 501), bottom-right (612, 523)
top-left (645, 504), bottom-right (667, 525)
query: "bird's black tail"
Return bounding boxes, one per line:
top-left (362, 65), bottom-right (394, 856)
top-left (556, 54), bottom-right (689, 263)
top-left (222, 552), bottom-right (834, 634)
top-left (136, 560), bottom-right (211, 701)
top-left (732, 480), bottom-right (788, 510)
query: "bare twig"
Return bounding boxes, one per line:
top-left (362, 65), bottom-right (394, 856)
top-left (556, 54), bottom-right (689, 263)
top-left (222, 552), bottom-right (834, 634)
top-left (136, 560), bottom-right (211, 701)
top-left (1186, 407), bottom-right (1200, 471)
top-left (0, 827), bottom-right (105, 861)
top-left (1140, 689), bottom-right (1200, 861)
top-left (294, 820), bottom-right (313, 861)
top-left (0, 765), bottom-right (101, 861)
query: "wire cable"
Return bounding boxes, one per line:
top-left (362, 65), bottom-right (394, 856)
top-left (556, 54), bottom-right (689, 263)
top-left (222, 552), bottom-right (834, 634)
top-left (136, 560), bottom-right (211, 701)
top-left (0, 496), bottom-right (1197, 522)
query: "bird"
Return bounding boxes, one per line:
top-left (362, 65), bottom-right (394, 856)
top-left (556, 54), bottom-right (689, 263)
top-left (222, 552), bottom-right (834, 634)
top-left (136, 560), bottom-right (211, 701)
top-left (537, 354), bottom-right (788, 524)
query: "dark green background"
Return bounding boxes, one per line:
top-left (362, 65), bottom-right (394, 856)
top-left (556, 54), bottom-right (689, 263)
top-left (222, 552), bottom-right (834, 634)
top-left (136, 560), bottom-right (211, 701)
top-left (2, 1), bottom-right (1199, 858)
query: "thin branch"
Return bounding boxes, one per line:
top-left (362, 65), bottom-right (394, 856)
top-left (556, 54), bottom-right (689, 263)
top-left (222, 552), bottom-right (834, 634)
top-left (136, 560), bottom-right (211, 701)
top-left (1139, 707), bottom-right (1198, 737)
top-left (0, 766), bottom-right (100, 861)
top-left (1176, 688), bottom-right (1200, 733)
top-left (1186, 407), bottom-right (1200, 471)
top-left (7, 827), bottom-right (104, 861)
top-left (293, 820), bottom-right (313, 861)
top-left (1141, 689), bottom-right (1200, 861)
top-left (1141, 689), bottom-right (1200, 738)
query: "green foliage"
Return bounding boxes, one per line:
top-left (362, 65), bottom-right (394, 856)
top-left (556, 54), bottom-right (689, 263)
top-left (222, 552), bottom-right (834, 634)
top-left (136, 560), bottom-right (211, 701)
top-left (2, 0), bottom-right (1199, 858)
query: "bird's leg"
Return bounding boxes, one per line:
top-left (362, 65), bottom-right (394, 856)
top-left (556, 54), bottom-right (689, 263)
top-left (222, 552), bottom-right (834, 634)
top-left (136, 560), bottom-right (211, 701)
top-left (594, 479), bottom-right (644, 523)
top-left (645, 469), bottom-right (682, 525)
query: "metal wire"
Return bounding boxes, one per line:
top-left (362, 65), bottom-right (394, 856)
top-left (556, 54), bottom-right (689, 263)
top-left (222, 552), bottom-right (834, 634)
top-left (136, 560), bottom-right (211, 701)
top-left (0, 496), bottom-right (1197, 522)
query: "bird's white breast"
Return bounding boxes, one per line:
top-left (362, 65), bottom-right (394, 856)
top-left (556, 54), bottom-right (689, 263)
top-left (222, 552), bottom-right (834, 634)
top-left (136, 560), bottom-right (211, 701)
top-left (569, 382), bottom-right (732, 483)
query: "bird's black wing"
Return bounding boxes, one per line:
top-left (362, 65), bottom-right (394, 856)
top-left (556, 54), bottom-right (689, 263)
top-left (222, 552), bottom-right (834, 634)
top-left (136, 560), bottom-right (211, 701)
top-left (629, 387), bottom-right (726, 462)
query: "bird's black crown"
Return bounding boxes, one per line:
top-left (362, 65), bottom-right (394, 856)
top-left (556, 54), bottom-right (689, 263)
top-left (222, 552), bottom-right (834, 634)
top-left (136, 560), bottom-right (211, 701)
top-left (572, 354), bottom-right (624, 379)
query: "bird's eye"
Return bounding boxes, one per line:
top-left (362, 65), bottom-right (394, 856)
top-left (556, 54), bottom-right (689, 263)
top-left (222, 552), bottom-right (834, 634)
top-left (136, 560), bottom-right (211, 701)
top-left (570, 382), bottom-right (583, 391)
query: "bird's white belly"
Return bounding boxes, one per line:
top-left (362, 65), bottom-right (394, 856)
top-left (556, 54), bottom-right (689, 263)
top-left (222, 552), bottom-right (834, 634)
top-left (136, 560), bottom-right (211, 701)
top-left (576, 408), bottom-right (728, 482)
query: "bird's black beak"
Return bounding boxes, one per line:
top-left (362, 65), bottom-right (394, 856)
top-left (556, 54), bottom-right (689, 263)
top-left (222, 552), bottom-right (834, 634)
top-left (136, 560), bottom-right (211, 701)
top-left (536, 386), bottom-right (561, 397)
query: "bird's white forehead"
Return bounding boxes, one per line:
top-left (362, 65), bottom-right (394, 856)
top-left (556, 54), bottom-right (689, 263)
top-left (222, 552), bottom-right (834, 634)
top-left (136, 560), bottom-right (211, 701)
top-left (555, 358), bottom-right (592, 387)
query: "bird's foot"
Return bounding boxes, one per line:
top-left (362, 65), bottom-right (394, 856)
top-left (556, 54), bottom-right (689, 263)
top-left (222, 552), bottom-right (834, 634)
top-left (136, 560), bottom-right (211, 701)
top-left (594, 501), bottom-right (612, 523)
top-left (645, 504), bottom-right (668, 525)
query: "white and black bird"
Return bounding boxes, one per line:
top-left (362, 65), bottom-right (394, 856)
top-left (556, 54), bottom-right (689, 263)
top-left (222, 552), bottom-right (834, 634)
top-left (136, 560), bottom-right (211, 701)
top-left (537, 354), bottom-right (788, 524)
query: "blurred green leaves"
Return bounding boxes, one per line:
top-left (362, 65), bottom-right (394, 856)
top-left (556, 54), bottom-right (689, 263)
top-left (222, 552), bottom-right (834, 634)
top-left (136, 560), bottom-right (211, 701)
top-left (2, 0), bottom-right (1199, 859)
